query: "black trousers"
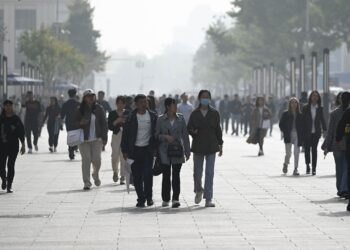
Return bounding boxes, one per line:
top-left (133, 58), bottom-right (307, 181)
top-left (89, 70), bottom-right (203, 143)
top-left (0, 145), bottom-right (19, 187)
top-left (162, 164), bottom-right (182, 202)
top-left (47, 123), bottom-right (59, 148)
top-left (242, 117), bottom-right (250, 135)
top-left (25, 120), bottom-right (39, 149)
top-left (131, 146), bottom-right (153, 203)
top-left (68, 146), bottom-right (78, 159)
top-left (304, 133), bottom-right (320, 169)
top-left (221, 115), bottom-right (230, 133)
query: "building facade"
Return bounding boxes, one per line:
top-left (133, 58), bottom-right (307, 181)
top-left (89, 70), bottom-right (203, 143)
top-left (0, 0), bottom-right (72, 73)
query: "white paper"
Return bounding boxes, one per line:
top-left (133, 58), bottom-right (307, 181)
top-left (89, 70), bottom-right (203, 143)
top-left (262, 119), bottom-right (271, 129)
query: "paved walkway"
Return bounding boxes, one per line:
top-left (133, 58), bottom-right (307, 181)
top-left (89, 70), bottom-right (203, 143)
top-left (0, 127), bottom-right (349, 250)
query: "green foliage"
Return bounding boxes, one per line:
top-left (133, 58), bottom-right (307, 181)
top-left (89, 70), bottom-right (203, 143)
top-left (65, 0), bottom-right (108, 76)
top-left (203, 0), bottom-right (350, 78)
top-left (19, 28), bottom-right (86, 87)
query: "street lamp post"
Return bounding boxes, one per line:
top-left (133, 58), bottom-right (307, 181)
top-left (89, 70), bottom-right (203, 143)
top-left (290, 57), bottom-right (296, 97)
top-left (300, 55), bottom-right (305, 95)
top-left (311, 51), bottom-right (318, 91)
top-left (3, 56), bottom-right (8, 100)
top-left (323, 48), bottom-right (330, 122)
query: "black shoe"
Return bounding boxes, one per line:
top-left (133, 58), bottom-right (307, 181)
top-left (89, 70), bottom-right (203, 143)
top-left (347, 203), bottom-right (350, 212)
top-left (1, 179), bottom-right (6, 190)
top-left (312, 167), bottom-right (316, 176)
top-left (337, 191), bottom-right (342, 197)
top-left (83, 186), bottom-right (90, 191)
top-left (340, 192), bottom-right (349, 199)
top-left (7, 188), bottom-right (13, 193)
top-left (136, 202), bottom-right (145, 208)
top-left (306, 165), bottom-right (311, 174)
top-left (147, 200), bottom-right (154, 206)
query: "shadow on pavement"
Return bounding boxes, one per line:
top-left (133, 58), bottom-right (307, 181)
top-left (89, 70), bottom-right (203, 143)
top-left (42, 159), bottom-right (74, 163)
top-left (268, 175), bottom-right (314, 178)
top-left (46, 189), bottom-right (87, 195)
top-left (317, 175), bottom-right (336, 178)
top-left (95, 205), bottom-right (206, 215)
top-left (311, 198), bottom-right (347, 204)
top-left (318, 211), bottom-right (350, 217)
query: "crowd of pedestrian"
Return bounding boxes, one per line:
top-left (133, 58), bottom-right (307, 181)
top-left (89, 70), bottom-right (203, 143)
top-left (1, 88), bottom-right (350, 212)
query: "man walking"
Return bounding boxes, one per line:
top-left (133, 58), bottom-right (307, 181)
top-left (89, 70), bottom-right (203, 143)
top-left (121, 94), bottom-right (158, 208)
top-left (23, 91), bottom-right (42, 154)
top-left (61, 88), bottom-right (80, 160)
top-left (177, 92), bottom-right (194, 124)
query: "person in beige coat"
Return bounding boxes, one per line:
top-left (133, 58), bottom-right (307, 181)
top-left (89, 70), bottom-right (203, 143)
top-left (247, 97), bottom-right (272, 156)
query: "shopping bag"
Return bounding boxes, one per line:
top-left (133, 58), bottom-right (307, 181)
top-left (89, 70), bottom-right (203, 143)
top-left (67, 129), bottom-right (84, 147)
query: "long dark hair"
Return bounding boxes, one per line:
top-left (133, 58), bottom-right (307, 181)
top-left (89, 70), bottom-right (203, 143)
top-left (197, 89), bottom-right (212, 108)
top-left (287, 97), bottom-right (301, 114)
top-left (79, 95), bottom-right (96, 115)
top-left (341, 92), bottom-right (350, 111)
top-left (50, 96), bottom-right (59, 107)
top-left (308, 90), bottom-right (322, 106)
top-left (255, 96), bottom-right (265, 107)
top-left (164, 97), bottom-right (176, 114)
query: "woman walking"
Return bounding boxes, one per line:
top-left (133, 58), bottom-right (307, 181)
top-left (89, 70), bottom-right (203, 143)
top-left (302, 90), bottom-right (327, 175)
top-left (323, 92), bottom-right (350, 198)
top-left (78, 89), bottom-right (108, 190)
top-left (247, 97), bottom-right (272, 156)
top-left (0, 100), bottom-right (25, 193)
top-left (156, 98), bottom-right (191, 208)
top-left (42, 96), bottom-right (61, 152)
top-left (187, 90), bottom-right (223, 207)
top-left (108, 96), bottom-right (130, 184)
top-left (279, 98), bottom-right (304, 176)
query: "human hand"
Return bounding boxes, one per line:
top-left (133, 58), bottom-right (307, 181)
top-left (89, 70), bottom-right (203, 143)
top-left (123, 153), bottom-right (128, 161)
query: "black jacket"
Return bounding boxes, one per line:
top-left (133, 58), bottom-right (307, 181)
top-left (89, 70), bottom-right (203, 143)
top-left (336, 108), bottom-right (350, 148)
top-left (301, 104), bottom-right (327, 139)
top-left (279, 111), bottom-right (304, 146)
top-left (187, 106), bottom-right (223, 155)
top-left (121, 109), bottom-right (158, 159)
top-left (0, 114), bottom-right (25, 148)
top-left (108, 110), bottom-right (130, 135)
top-left (61, 98), bottom-right (80, 131)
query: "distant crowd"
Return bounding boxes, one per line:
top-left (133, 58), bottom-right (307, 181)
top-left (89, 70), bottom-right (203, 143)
top-left (1, 89), bottom-right (350, 212)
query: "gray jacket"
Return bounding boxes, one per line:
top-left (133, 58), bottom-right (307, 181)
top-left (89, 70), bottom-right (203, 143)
top-left (323, 107), bottom-right (346, 152)
top-left (155, 113), bottom-right (191, 165)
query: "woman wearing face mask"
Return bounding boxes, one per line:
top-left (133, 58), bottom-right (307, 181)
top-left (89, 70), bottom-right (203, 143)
top-left (247, 97), bottom-right (272, 156)
top-left (187, 90), bottom-right (223, 207)
top-left (156, 98), bottom-right (191, 208)
top-left (279, 98), bottom-right (304, 176)
top-left (0, 100), bottom-right (25, 193)
top-left (78, 89), bottom-right (108, 190)
top-left (302, 90), bottom-right (327, 175)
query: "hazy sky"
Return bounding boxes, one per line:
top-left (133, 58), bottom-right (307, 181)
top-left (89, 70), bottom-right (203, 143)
top-left (90, 0), bottom-right (231, 57)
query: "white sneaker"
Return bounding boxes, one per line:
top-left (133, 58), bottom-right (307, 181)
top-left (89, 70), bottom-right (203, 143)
top-left (195, 190), bottom-right (203, 204)
top-left (205, 200), bottom-right (215, 207)
top-left (162, 201), bottom-right (170, 207)
top-left (34, 145), bottom-right (38, 152)
top-left (28, 148), bottom-right (33, 154)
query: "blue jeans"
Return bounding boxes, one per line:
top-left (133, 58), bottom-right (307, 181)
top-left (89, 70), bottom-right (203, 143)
top-left (333, 151), bottom-right (348, 193)
top-left (193, 153), bottom-right (216, 201)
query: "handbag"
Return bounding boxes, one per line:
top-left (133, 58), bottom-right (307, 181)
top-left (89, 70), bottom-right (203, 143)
top-left (152, 157), bottom-right (163, 176)
top-left (166, 129), bottom-right (184, 157)
top-left (67, 129), bottom-right (84, 147)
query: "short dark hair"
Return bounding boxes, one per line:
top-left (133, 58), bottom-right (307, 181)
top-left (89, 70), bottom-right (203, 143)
top-left (198, 89), bottom-right (211, 100)
top-left (3, 99), bottom-right (13, 106)
top-left (134, 94), bottom-right (147, 103)
top-left (98, 91), bottom-right (105, 95)
top-left (26, 91), bottom-right (33, 96)
top-left (164, 97), bottom-right (176, 113)
top-left (341, 92), bottom-right (350, 109)
top-left (68, 88), bottom-right (77, 98)
top-left (116, 96), bottom-right (126, 104)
